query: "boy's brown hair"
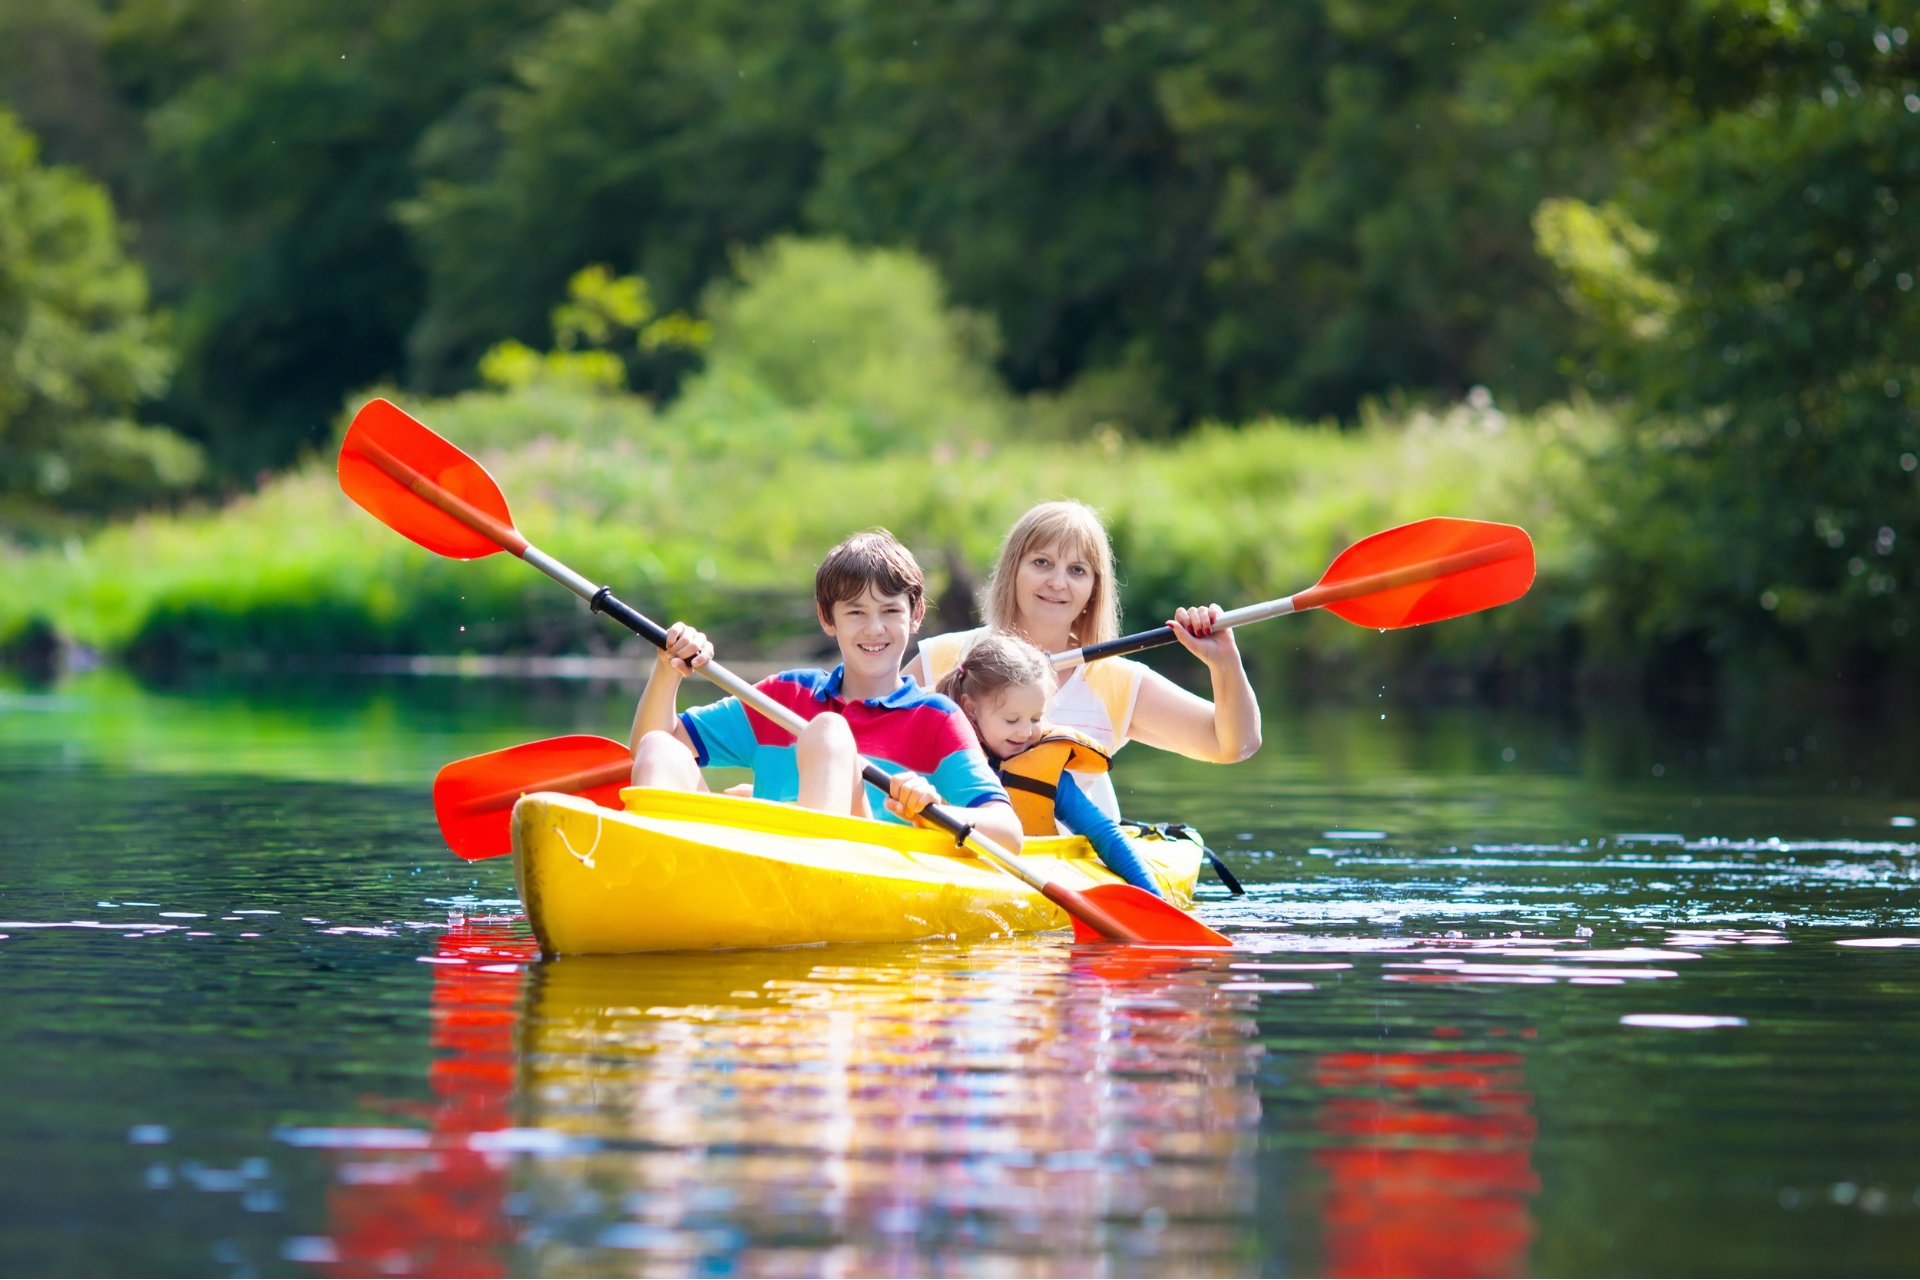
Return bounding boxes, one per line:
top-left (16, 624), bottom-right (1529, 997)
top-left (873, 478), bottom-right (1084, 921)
top-left (815, 528), bottom-right (927, 624)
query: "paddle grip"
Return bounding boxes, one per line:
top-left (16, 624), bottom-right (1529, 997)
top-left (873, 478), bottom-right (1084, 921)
top-left (1056, 596), bottom-right (1300, 666)
top-left (858, 761), bottom-right (976, 848)
top-left (589, 587), bottom-right (671, 650)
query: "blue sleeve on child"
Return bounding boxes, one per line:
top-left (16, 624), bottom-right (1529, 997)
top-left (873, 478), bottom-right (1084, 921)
top-left (1055, 774), bottom-right (1163, 897)
top-left (679, 697), bottom-right (755, 769)
top-left (928, 747), bottom-right (1010, 811)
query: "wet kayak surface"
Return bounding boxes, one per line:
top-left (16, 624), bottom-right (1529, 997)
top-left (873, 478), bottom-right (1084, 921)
top-left (2, 671), bottom-right (1916, 1275)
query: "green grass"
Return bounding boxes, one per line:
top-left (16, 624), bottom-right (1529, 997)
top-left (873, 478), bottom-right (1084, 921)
top-left (2, 383), bottom-right (1603, 684)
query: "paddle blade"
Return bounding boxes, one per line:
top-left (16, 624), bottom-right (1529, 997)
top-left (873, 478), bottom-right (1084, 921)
top-left (1056, 883), bottom-right (1232, 946)
top-left (340, 398), bottom-right (520, 559)
top-left (434, 735), bottom-right (632, 861)
top-left (1314, 517), bottom-right (1534, 629)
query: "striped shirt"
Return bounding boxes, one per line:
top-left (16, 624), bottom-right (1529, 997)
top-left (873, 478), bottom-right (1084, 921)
top-left (679, 665), bottom-right (1008, 822)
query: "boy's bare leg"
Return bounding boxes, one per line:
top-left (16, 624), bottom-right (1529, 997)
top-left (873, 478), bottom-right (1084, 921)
top-left (794, 713), bottom-right (864, 815)
top-left (631, 730), bottom-right (706, 791)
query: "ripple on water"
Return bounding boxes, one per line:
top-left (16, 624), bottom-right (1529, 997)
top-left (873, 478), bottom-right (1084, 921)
top-left (1619, 1014), bottom-right (1749, 1029)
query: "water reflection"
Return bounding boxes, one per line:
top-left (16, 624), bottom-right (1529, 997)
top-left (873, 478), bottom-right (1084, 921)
top-left (517, 942), bottom-right (1264, 1276)
top-left (321, 922), bottom-right (534, 1277)
top-left (1314, 1045), bottom-right (1538, 1278)
top-left (310, 931), bottom-right (1267, 1276)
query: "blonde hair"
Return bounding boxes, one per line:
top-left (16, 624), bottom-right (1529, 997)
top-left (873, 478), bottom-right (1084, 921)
top-left (935, 630), bottom-right (1056, 712)
top-left (981, 501), bottom-right (1120, 645)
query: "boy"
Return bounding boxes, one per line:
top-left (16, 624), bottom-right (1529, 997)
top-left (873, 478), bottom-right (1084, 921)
top-left (627, 530), bottom-right (1024, 851)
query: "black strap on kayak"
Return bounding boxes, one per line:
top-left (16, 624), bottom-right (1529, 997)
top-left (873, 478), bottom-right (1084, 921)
top-left (1126, 821), bottom-right (1246, 896)
top-left (1201, 845), bottom-right (1245, 896)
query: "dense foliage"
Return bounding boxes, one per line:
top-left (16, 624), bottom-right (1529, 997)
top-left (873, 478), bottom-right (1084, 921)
top-left (1530, 1), bottom-right (1919, 679)
top-left (0, 111), bottom-right (197, 526)
top-left (1, 1), bottom-right (1914, 686)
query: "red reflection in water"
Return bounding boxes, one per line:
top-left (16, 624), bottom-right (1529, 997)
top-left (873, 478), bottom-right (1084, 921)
top-left (1316, 1045), bottom-right (1539, 1278)
top-left (324, 922), bottom-right (534, 1278)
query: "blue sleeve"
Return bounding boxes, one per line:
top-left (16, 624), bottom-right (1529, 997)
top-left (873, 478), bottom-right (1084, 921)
top-left (678, 697), bottom-right (755, 769)
top-left (916, 707), bottom-right (1009, 810)
top-left (928, 744), bottom-right (1010, 810)
top-left (1056, 774), bottom-right (1163, 897)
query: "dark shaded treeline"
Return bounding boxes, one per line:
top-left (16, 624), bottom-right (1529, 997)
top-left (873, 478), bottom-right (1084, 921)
top-left (4, 0), bottom-right (1583, 473)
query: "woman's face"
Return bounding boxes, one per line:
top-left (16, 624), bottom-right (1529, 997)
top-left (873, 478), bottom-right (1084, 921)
top-left (1012, 540), bottom-right (1095, 638)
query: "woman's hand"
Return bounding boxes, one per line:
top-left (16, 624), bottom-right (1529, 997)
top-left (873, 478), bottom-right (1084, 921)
top-left (657, 621), bottom-right (713, 677)
top-left (1168, 603), bottom-right (1241, 669)
top-left (884, 769), bottom-right (942, 826)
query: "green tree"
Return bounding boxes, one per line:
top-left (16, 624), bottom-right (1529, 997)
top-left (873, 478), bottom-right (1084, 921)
top-left (146, 0), bottom-right (568, 475)
top-left (810, 0), bottom-right (1580, 423)
top-left (0, 111), bottom-right (196, 526)
top-left (478, 264), bottom-right (710, 394)
top-left (402, 0), bottom-right (837, 397)
top-left (1531, 1), bottom-right (1920, 677)
top-left (682, 236), bottom-right (1008, 454)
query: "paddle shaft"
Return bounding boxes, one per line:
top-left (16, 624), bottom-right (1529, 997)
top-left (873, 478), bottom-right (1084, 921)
top-left (1050, 541), bottom-right (1521, 668)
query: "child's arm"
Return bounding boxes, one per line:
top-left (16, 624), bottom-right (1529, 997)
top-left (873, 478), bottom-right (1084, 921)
top-left (1056, 773), bottom-right (1164, 897)
top-left (627, 621), bottom-right (713, 755)
top-left (887, 771), bottom-right (1025, 854)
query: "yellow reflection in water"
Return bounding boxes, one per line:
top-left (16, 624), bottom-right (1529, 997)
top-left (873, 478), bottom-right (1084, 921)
top-left (519, 941), bottom-right (1263, 1276)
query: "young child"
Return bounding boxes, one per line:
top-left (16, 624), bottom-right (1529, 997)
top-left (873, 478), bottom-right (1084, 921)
top-left (627, 530), bottom-right (1024, 850)
top-left (935, 631), bottom-right (1162, 896)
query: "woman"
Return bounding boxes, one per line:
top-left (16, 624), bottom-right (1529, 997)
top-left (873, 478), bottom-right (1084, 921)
top-left (905, 500), bottom-right (1261, 819)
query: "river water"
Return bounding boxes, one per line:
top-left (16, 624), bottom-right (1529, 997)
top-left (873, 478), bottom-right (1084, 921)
top-left (1, 668), bottom-right (1916, 1276)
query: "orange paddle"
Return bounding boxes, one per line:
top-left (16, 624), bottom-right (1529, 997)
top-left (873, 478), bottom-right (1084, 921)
top-left (433, 735), bottom-right (632, 862)
top-left (1051, 517), bottom-right (1535, 668)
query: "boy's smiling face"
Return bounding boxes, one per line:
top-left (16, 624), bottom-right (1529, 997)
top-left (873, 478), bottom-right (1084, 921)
top-left (820, 586), bottom-right (920, 693)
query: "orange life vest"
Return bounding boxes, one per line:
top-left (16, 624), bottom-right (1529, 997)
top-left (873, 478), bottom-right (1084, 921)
top-left (995, 729), bottom-right (1114, 837)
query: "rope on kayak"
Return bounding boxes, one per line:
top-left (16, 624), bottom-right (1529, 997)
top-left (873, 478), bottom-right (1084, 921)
top-left (553, 810), bottom-right (603, 869)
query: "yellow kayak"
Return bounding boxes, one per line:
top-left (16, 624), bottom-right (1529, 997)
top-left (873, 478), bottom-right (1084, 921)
top-left (511, 787), bottom-right (1204, 955)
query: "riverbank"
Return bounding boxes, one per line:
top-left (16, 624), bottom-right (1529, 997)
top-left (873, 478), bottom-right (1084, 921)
top-left (5, 384), bottom-right (1593, 687)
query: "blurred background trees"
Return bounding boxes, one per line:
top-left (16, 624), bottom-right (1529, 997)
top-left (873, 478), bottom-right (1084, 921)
top-left (1, 0), bottom-right (1914, 685)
